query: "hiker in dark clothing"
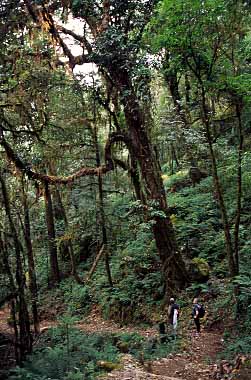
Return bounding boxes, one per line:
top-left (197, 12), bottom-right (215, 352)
top-left (192, 298), bottom-right (201, 334)
top-left (168, 298), bottom-right (179, 336)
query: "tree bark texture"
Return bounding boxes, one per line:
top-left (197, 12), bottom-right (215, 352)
top-left (93, 120), bottom-right (113, 288)
top-left (200, 87), bottom-right (238, 277)
top-left (0, 174), bottom-right (32, 362)
top-left (44, 181), bottom-right (61, 285)
top-left (110, 69), bottom-right (188, 291)
top-left (48, 163), bottom-right (83, 284)
top-left (22, 180), bottom-right (40, 334)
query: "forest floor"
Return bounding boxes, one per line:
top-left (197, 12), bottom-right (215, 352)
top-left (42, 307), bottom-right (224, 380)
top-left (99, 332), bottom-right (222, 380)
top-left (0, 306), bottom-right (16, 379)
top-left (0, 305), bottom-right (249, 380)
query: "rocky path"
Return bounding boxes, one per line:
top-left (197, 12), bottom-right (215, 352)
top-left (98, 330), bottom-right (223, 380)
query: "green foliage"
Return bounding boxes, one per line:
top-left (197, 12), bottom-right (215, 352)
top-left (165, 174), bottom-right (223, 263)
top-left (233, 274), bottom-right (251, 312)
top-left (162, 146), bottom-right (251, 276)
top-left (59, 280), bottom-right (93, 316)
top-left (162, 170), bottom-right (189, 188)
top-left (221, 275), bottom-right (251, 357)
top-left (116, 332), bottom-right (179, 361)
top-left (93, 218), bottom-right (162, 323)
top-left (191, 258), bottom-right (210, 279)
top-left (149, 0), bottom-right (249, 82)
top-left (40, 210), bottom-right (162, 323)
top-left (9, 328), bottom-right (119, 380)
top-left (11, 346), bottom-right (71, 380)
top-left (223, 336), bottom-right (251, 358)
top-left (9, 327), bottom-right (179, 380)
top-left (94, 256), bottom-right (162, 323)
top-left (186, 282), bottom-right (210, 295)
top-left (61, 197), bottom-right (161, 323)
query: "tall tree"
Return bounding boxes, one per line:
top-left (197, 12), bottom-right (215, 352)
top-left (0, 173), bottom-right (32, 362)
top-left (14, 0), bottom-right (188, 293)
top-left (92, 100), bottom-right (113, 287)
top-left (44, 180), bottom-right (61, 285)
top-left (21, 178), bottom-right (40, 334)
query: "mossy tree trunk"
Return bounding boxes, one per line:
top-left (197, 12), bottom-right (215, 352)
top-left (110, 69), bottom-right (188, 292)
top-left (0, 173), bottom-right (32, 362)
top-left (21, 178), bottom-right (40, 334)
top-left (44, 181), bottom-right (61, 286)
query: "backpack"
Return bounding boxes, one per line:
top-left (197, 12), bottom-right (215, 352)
top-left (197, 304), bottom-right (205, 318)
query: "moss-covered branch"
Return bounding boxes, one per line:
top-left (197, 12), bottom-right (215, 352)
top-left (0, 128), bottom-right (128, 184)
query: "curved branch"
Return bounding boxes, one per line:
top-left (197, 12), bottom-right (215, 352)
top-left (0, 128), bottom-right (129, 184)
top-left (57, 24), bottom-right (93, 54)
top-left (1, 116), bottom-right (44, 142)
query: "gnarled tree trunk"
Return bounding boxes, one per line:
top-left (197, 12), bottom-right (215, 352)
top-left (111, 69), bottom-right (188, 292)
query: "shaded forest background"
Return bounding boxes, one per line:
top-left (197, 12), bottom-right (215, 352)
top-left (1, 0), bottom-right (251, 379)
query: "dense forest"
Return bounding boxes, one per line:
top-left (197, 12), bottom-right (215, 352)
top-left (1, 1), bottom-right (251, 379)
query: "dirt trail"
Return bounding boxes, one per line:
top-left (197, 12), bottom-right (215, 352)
top-left (61, 308), bottom-right (224, 380)
top-left (75, 307), bottom-right (157, 337)
top-left (0, 306), bottom-right (223, 380)
top-left (98, 330), bottom-right (223, 380)
top-left (0, 306), bottom-right (12, 334)
top-left (147, 331), bottom-right (223, 380)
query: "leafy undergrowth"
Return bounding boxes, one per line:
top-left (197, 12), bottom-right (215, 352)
top-left (9, 324), bottom-right (179, 380)
top-left (38, 218), bottom-right (164, 326)
top-left (7, 277), bottom-right (251, 380)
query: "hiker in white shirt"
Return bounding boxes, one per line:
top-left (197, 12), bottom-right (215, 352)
top-left (168, 298), bottom-right (180, 337)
